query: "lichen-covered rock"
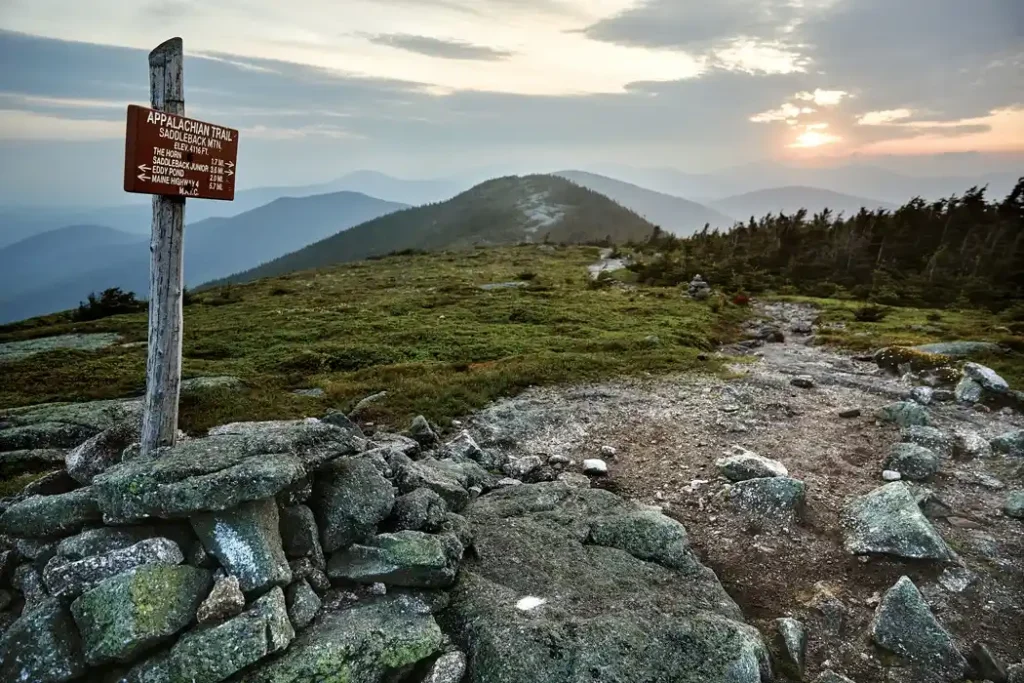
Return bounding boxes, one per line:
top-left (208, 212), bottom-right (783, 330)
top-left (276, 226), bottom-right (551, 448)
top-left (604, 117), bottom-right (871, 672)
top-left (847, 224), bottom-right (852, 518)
top-left (0, 422), bottom-right (99, 452)
top-left (56, 525), bottom-right (161, 561)
top-left (320, 410), bottom-right (365, 438)
top-left (133, 586), bottom-right (294, 683)
top-left (425, 650), bottom-right (467, 683)
top-left (408, 415), bottom-right (440, 447)
top-left (439, 513), bottom-right (474, 550)
top-left (910, 386), bottom-right (934, 405)
top-left (71, 564), bottom-right (212, 665)
top-left (884, 443), bottom-right (941, 481)
top-left (439, 430), bottom-right (483, 461)
top-left (963, 362), bottom-right (1009, 395)
top-left (0, 448), bottom-right (66, 477)
top-left (196, 575), bottom-right (245, 624)
top-left (285, 578), bottom-right (321, 629)
top-left (66, 417), bottom-right (142, 485)
top-left (206, 419), bottom-right (362, 470)
top-left (588, 509), bottom-right (704, 573)
top-left (328, 531), bottom-right (464, 588)
top-left (0, 487), bottom-right (101, 537)
top-left (391, 454), bottom-right (477, 512)
top-left (730, 477), bottom-right (806, 518)
top-left (0, 598), bottom-right (85, 682)
top-left (279, 504), bottom-right (324, 566)
top-left (1005, 490), bottom-right (1024, 519)
top-left (387, 488), bottom-right (448, 533)
top-left (844, 483), bottom-right (956, 561)
top-left (901, 426), bottom-right (953, 457)
top-left (955, 376), bottom-right (983, 403)
top-left (43, 537), bottom-right (183, 599)
top-left (876, 401), bottom-right (931, 427)
top-left (311, 457), bottom-right (395, 553)
top-left (771, 617), bottom-right (807, 680)
top-left (0, 399), bottom-right (139, 432)
top-left (191, 498), bottom-right (292, 594)
top-left (716, 447), bottom-right (788, 481)
top-left (871, 576), bottom-right (967, 681)
top-left (443, 482), bottom-right (769, 683)
top-left (239, 594), bottom-right (443, 683)
top-left (952, 428), bottom-right (992, 459)
top-left (991, 429), bottom-right (1024, 457)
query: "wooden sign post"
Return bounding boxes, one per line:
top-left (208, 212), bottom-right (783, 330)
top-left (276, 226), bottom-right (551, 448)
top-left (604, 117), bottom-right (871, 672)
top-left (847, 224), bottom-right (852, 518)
top-left (126, 38), bottom-right (239, 456)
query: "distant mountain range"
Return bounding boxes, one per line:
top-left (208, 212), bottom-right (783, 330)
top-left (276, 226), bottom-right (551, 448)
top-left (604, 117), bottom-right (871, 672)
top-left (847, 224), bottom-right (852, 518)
top-left (555, 171), bottom-right (734, 234)
top-left (216, 175), bottom-right (657, 285)
top-left (710, 186), bottom-right (896, 220)
top-left (0, 191), bottom-right (406, 323)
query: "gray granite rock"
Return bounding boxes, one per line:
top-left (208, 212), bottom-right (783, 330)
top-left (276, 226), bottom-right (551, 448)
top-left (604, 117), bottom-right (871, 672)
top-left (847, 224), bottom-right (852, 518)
top-left (66, 417), bottom-right (141, 485)
top-left (1004, 490), bottom-right (1024, 519)
top-left (285, 578), bottom-right (321, 630)
top-left (0, 487), bottom-right (101, 538)
top-left (424, 650), bottom-right (467, 683)
top-left (771, 617), bottom-right (807, 680)
top-left (279, 504), bottom-right (324, 566)
top-left (43, 537), bottom-right (183, 600)
top-left (901, 426), bottom-right (953, 457)
top-left (844, 483), bottom-right (956, 561)
top-left (328, 531), bottom-right (464, 588)
top-left (387, 488), bottom-right (448, 533)
top-left (311, 456), bottom-right (395, 553)
top-left (408, 415), bottom-right (440, 447)
top-left (876, 401), bottom-right (931, 427)
top-left (196, 575), bottom-right (245, 624)
top-left (955, 376), bottom-right (983, 404)
top-left (716, 447), bottom-right (788, 481)
top-left (885, 443), bottom-right (941, 481)
top-left (953, 428), bottom-right (993, 459)
top-left (991, 429), bottom-right (1024, 457)
top-left (730, 477), bottom-right (806, 518)
top-left (191, 498), bottom-right (292, 594)
top-left (963, 362), bottom-right (1010, 395)
top-left (0, 598), bottom-right (85, 683)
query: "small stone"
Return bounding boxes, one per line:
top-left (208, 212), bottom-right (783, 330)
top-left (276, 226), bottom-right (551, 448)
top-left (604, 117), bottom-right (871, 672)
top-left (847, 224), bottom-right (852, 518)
top-left (505, 456), bottom-right (542, 479)
top-left (387, 489), bottom-right (448, 534)
top-left (884, 443), bottom-right (941, 481)
top-left (1004, 490), bottom-right (1024, 519)
top-left (953, 428), bottom-right (993, 459)
top-left (600, 445), bottom-right (618, 459)
top-left (882, 470), bottom-right (902, 481)
top-left (876, 401), bottom-right (931, 427)
top-left (969, 643), bottom-right (1008, 683)
top-left (955, 376), bottom-right (984, 403)
top-left (285, 579), bottom-right (321, 630)
top-left (716, 446), bottom-right (788, 481)
top-left (938, 566), bottom-right (976, 593)
top-left (730, 477), bottom-right (805, 519)
top-left (910, 386), bottom-right (934, 405)
top-left (42, 537), bottom-right (184, 600)
top-left (963, 362), bottom-right (1009, 395)
top-left (425, 650), bottom-right (467, 683)
top-left (582, 459), bottom-right (608, 475)
top-left (838, 408), bottom-right (861, 418)
top-left (871, 576), bottom-right (967, 680)
top-left (932, 389), bottom-right (956, 402)
top-left (547, 454), bottom-right (571, 467)
top-left (991, 429), bottom-right (1024, 457)
top-left (496, 478), bottom-right (522, 488)
top-left (288, 557), bottom-right (330, 594)
top-left (197, 575), bottom-right (246, 624)
top-left (1008, 663), bottom-right (1024, 683)
top-left (556, 472), bottom-right (591, 488)
top-left (771, 617), bottom-right (807, 679)
top-left (408, 415), bottom-right (440, 448)
top-left (790, 376), bottom-right (815, 389)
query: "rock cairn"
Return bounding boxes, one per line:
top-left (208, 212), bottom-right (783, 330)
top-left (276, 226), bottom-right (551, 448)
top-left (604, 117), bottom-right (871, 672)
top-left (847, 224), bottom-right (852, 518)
top-left (687, 274), bottom-right (711, 300)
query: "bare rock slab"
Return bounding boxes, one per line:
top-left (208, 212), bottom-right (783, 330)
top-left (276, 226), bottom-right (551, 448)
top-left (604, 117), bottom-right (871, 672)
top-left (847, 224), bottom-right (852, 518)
top-left (871, 576), bottom-right (967, 682)
top-left (191, 498), bottom-right (292, 594)
top-left (0, 487), bottom-right (101, 538)
top-left (43, 537), bottom-right (183, 600)
top-left (844, 482), bottom-right (956, 561)
top-left (327, 531), bottom-right (463, 588)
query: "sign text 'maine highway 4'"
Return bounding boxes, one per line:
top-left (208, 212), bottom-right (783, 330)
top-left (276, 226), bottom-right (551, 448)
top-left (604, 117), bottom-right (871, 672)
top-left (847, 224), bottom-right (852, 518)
top-left (123, 104), bottom-right (239, 201)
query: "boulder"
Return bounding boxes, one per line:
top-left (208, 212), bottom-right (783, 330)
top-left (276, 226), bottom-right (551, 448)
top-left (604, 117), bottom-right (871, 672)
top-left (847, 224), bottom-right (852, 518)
top-left (876, 401), bottom-right (931, 427)
top-left (771, 617), bottom-right (807, 680)
top-left (843, 483), bottom-right (956, 561)
top-left (130, 587), bottom-right (293, 683)
top-left (206, 419), bottom-right (362, 470)
top-left (901, 426), bottom-right (953, 457)
top-left (328, 531), bottom-right (463, 588)
top-left (716, 447), bottom-right (788, 481)
top-left (196, 575), bottom-right (246, 624)
top-left (914, 341), bottom-right (1003, 357)
top-left (953, 428), bottom-right (993, 459)
top-left (439, 430), bottom-right (505, 470)
top-left (285, 578), bottom-right (321, 629)
top-left (311, 457), bottom-right (395, 553)
top-left (588, 509), bottom-right (704, 574)
top-left (0, 598), bottom-right (86, 683)
top-left (387, 488), bottom-right (448, 533)
top-left (239, 594), bottom-right (443, 683)
top-left (392, 454), bottom-right (486, 512)
top-left (0, 422), bottom-right (98, 452)
top-left (320, 409), bottom-right (365, 438)
top-left (424, 651), bottom-right (468, 683)
top-left (443, 482), bottom-right (770, 682)
top-left (92, 436), bottom-right (307, 523)
top-left (730, 477), bottom-right (806, 518)
top-left (910, 386), bottom-right (934, 405)
top-left (884, 443), bottom-right (941, 481)
top-left (871, 576), bottom-right (967, 681)
top-left (991, 429), bottom-right (1024, 457)
top-left (56, 525), bottom-right (162, 561)
top-left (1004, 491), bottom-right (1024, 519)
top-left (70, 564), bottom-right (211, 665)
top-left (0, 449), bottom-right (66, 477)
top-left (408, 415), bottom-right (440, 447)
top-left (963, 362), bottom-right (1010, 395)
top-left (955, 377), bottom-right (983, 404)
top-left (42, 537), bottom-right (183, 600)
top-left (66, 418), bottom-right (142, 485)
top-left (0, 487), bottom-right (101, 537)
top-left (0, 399), bottom-right (139, 433)
top-left (279, 504), bottom-right (324, 566)
top-left (191, 498), bottom-right (292, 594)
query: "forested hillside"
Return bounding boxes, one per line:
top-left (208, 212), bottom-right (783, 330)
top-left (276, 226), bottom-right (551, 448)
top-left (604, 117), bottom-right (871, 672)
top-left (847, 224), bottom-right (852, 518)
top-left (629, 180), bottom-right (1024, 310)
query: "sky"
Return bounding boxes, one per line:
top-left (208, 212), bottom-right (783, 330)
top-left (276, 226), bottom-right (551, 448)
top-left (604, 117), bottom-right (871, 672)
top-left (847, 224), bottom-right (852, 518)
top-left (0, 0), bottom-right (1022, 206)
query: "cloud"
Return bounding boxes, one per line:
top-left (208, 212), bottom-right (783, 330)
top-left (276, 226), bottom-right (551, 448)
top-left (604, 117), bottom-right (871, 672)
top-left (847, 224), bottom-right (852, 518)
top-left (795, 89), bottom-right (848, 107)
top-left (0, 109), bottom-right (122, 140)
top-left (857, 109), bottom-right (913, 126)
top-left (366, 34), bottom-right (514, 61)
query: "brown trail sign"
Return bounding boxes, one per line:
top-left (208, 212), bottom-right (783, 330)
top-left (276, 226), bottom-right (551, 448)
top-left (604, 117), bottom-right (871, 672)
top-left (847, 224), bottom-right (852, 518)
top-left (124, 105), bottom-right (238, 201)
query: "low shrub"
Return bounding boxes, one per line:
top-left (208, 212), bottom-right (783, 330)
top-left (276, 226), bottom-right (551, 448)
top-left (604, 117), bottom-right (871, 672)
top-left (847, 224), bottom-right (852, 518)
top-left (73, 288), bottom-right (146, 322)
top-left (853, 304), bottom-right (889, 323)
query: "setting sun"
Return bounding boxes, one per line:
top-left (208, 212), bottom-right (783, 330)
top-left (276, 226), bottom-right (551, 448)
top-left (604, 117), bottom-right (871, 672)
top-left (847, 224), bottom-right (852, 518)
top-left (790, 129), bottom-right (841, 148)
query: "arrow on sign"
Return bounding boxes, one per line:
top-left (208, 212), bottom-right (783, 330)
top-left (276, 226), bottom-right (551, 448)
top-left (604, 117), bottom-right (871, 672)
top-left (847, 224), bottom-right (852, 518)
top-left (138, 173), bottom-right (151, 182)
top-left (226, 169), bottom-right (234, 177)
top-left (226, 161), bottom-right (234, 168)
top-left (138, 164), bottom-right (151, 173)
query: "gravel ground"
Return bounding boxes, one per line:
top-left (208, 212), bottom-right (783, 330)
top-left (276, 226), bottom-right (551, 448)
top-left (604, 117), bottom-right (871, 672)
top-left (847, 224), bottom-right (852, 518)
top-left (465, 301), bottom-right (1024, 682)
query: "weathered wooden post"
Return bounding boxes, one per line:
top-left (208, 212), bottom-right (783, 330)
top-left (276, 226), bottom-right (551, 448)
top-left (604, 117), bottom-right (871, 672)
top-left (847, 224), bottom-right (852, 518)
top-left (141, 37), bottom-right (186, 456)
top-left (123, 39), bottom-right (238, 456)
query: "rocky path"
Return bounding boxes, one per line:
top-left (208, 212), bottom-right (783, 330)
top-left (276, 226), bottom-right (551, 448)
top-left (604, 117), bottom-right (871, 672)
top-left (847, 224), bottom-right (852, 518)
top-left (466, 300), bottom-right (1024, 682)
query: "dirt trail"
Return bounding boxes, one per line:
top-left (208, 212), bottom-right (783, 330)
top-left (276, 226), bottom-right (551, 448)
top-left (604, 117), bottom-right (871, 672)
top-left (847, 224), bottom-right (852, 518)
top-left (467, 300), bottom-right (1024, 682)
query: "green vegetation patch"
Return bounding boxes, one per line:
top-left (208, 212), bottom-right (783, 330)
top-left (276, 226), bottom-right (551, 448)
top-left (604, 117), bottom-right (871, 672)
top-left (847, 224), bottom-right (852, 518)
top-left (0, 246), bottom-right (745, 432)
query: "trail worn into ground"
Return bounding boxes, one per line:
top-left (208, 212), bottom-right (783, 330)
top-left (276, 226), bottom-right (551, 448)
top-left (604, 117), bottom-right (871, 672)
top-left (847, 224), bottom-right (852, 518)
top-left (466, 300), bottom-right (1024, 682)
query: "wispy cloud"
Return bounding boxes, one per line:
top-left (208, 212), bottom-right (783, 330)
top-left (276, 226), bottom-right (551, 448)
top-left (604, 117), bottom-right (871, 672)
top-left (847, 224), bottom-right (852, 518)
top-left (366, 33), bottom-right (515, 61)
